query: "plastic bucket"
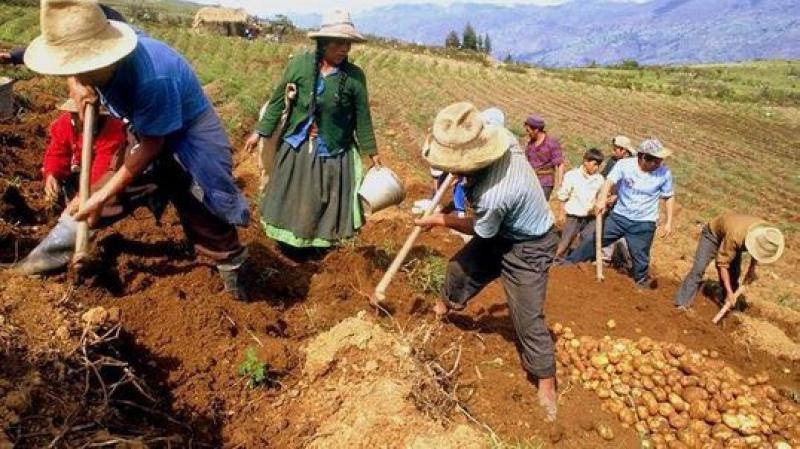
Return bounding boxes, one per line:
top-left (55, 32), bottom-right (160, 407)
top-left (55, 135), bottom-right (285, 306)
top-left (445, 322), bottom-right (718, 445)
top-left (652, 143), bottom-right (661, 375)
top-left (358, 166), bottom-right (406, 215)
top-left (0, 77), bottom-right (14, 120)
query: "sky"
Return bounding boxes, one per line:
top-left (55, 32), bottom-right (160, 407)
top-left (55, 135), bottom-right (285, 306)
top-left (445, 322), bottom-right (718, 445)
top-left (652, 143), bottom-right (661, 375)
top-left (194, 0), bottom-right (584, 16)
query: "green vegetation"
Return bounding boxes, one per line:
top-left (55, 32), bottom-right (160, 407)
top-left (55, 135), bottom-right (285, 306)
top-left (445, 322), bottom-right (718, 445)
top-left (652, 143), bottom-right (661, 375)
top-left (546, 60), bottom-right (800, 107)
top-left (237, 346), bottom-right (271, 388)
top-left (489, 436), bottom-right (545, 449)
top-left (404, 249), bottom-right (447, 295)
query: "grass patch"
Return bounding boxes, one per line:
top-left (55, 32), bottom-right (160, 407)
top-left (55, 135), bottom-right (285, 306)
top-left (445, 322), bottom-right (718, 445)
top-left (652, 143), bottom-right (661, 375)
top-left (403, 249), bottom-right (447, 296)
top-left (489, 436), bottom-right (545, 449)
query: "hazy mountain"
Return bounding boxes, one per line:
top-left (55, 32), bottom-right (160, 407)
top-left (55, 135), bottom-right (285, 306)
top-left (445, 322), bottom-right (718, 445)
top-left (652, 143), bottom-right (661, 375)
top-left (288, 0), bottom-right (800, 67)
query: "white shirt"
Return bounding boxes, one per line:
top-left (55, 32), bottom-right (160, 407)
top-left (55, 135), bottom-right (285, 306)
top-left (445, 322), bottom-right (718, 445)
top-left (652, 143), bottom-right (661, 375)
top-left (557, 166), bottom-right (604, 217)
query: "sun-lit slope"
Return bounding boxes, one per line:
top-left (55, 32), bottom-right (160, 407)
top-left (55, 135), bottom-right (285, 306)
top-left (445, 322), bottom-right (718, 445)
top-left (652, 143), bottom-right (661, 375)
top-left (2, 6), bottom-right (797, 304)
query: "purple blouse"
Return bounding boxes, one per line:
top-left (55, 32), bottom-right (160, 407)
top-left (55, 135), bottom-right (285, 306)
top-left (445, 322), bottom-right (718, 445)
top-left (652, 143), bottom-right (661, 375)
top-left (525, 134), bottom-right (564, 187)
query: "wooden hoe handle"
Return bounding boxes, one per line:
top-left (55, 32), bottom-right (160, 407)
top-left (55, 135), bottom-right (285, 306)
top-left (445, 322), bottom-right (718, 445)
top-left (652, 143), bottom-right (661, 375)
top-left (595, 215), bottom-right (604, 281)
top-left (372, 173), bottom-right (455, 304)
top-left (73, 103), bottom-right (96, 264)
top-left (712, 285), bottom-right (746, 324)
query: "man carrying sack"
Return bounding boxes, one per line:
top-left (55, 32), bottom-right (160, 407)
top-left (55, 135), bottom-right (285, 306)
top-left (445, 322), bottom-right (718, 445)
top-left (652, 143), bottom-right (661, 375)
top-left (673, 213), bottom-right (784, 309)
top-left (415, 102), bottom-right (560, 421)
top-left (22, 0), bottom-right (250, 299)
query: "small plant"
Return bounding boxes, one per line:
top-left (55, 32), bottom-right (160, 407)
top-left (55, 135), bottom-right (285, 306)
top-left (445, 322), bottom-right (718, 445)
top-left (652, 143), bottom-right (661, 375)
top-left (237, 346), bottom-right (270, 388)
top-left (404, 250), bottom-right (447, 295)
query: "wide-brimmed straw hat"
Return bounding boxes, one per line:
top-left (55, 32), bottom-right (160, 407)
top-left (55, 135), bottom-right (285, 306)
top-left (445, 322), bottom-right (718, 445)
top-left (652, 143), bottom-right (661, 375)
top-left (24, 0), bottom-right (138, 76)
top-left (308, 10), bottom-right (366, 43)
top-left (58, 98), bottom-right (110, 115)
top-left (637, 138), bottom-right (672, 159)
top-left (422, 102), bottom-right (509, 174)
top-left (745, 225), bottom-right (785, 264)
top-left (612, 135), bottom-right (636, 155)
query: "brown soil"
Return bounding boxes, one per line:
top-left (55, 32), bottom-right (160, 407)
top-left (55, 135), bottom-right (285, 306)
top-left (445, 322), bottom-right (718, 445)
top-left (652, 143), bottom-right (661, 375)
top-left (1, 77), bottom-right (798, 449)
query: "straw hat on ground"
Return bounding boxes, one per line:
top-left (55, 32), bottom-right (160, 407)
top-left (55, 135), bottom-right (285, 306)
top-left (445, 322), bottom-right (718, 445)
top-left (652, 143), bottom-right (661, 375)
top-left (422, 102), bottom-right (509, 174)
top-left (612, 135), bottom-right (636, 155)
top-left (24, 0), bottom-right (137, 76)
top-left (58, 98), bottom-right (110, 115)
top-left (308, 10), bottom-right (366, 43)
top-left (637, 138), bottom-right (672, 159)
top-left (745, 225), bottom-right (785, 264)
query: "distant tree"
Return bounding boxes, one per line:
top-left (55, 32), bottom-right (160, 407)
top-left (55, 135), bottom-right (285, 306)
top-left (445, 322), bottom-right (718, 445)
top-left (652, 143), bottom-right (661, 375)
top-left (620, 59), bottom-right (640, 69)
top-left (503, 53), bottom-right (513, 64)
top-left (483, 34), bottom-right (492, 54)
top-left (462, 23), bottom-right (478, 51)
top-left (477, 34), bottom-right (484, 52)
top-left (444, 30), bottom-right (460, 49)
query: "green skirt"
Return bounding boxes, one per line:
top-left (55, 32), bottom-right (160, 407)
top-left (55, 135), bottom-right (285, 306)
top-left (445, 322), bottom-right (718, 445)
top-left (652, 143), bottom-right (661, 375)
top-left (260, 140), bottom-right (364, 248)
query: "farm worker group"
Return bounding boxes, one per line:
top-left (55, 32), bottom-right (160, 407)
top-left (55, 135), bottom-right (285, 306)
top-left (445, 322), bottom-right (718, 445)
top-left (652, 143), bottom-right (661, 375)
top-left (4, 0), bottom-right (788, 425)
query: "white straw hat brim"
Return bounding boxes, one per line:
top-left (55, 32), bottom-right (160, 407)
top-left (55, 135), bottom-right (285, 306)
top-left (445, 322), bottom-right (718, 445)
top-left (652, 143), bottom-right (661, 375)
top-left (25, 20), bottom-right (138, 76)
top-left (745, 224), bottom-right (785, 264)
top-left (308, 26), bottom-right (365, 42)
top-left (422, 124), bottom-right (509, 174)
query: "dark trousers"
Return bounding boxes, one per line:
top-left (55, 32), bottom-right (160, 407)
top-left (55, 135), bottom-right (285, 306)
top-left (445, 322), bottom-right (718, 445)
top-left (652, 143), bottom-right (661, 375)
top-left (556, 214), bottom-right (594, 257)
top-left (442, 228), bottom-right (558, 378)
top-left (673, 225), bottom-right (741, 306)
top-left (106, 155), bottom-right (242, 262)
top-left (566, 213), bottom-right (656, 284)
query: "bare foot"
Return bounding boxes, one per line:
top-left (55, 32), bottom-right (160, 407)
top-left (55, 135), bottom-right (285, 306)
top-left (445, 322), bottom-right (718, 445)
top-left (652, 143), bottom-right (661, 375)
top-left (537, 377), bottom-right (558, 422)
top-left (433, 299), bottom-right (449, 319)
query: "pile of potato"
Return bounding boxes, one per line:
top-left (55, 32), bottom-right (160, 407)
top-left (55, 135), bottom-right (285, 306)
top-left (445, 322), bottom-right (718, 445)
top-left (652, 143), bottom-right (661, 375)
top-left (552, 323), bottom-right (799, 448)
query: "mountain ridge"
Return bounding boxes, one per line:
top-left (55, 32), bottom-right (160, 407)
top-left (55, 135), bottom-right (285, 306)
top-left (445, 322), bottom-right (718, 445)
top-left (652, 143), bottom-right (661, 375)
top-left (287, 0), bottom-right (800, 67)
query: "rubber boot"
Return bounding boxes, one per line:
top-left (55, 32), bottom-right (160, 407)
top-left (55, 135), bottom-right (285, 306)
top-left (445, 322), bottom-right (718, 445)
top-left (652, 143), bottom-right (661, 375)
top-left (217, 247), bottom-right (249, 301)
top-left (12, 215), bottom-right (78, 275)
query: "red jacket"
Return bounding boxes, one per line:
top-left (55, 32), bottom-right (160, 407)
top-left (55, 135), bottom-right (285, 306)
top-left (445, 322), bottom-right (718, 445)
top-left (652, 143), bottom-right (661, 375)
top-left (42, 112), bottom-right (127, 184)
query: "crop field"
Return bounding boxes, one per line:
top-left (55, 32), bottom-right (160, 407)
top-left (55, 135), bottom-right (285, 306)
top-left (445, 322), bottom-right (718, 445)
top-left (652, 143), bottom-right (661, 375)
top-left (1, 4), bottom-right (799, 448)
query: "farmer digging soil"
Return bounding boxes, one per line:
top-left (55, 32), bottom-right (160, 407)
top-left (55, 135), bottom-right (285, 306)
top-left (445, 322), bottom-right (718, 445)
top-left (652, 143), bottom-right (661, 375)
top-left (19, 0), bottom-right (250, 299)
top-left (565, 138), bottom-right (675, 289)
top-left (673, 212), bottom-right (785, 310)
top-left (415, 102), bottom-right (560, 421)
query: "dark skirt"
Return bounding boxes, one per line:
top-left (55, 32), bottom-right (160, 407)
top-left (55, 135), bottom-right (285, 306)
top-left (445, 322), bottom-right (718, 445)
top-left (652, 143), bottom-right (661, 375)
top-left (259, 140), bottom-right (364, 248)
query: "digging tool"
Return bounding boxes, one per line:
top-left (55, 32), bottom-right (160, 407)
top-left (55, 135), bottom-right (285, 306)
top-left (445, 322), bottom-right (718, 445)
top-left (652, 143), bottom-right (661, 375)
top-left (712, 285), bottom-right (745, 324)
top-left (371, 173), bottom-right (455, 307)
top-left (72, 102), bottom-right (97, 271)
top-left (595, 215), bottom-right (604, 281)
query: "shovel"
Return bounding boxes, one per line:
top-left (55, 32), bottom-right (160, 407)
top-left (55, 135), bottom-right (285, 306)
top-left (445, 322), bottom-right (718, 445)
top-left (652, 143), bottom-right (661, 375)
top-left (595, 215), bottom-right (604, 282)
top-left (712, 285), bottom-right (745, 324)
top-left (72, 102), bottom-right (97, 273)
top-left (371, 173), bottom-right (455, 307)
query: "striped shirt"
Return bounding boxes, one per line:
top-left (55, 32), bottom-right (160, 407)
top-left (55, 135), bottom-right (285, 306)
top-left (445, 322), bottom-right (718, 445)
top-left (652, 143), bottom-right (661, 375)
top-left (468, 150), bottom-right (554, 240)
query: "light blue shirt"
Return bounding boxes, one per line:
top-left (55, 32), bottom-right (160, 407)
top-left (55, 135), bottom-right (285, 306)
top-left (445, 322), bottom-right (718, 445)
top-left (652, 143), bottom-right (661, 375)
top-left (98, 36), bottom-right (249, 226)
top-left (607, 157), bottom-right (674, 223)
top-left (468, 149), bottom-right (554, 240)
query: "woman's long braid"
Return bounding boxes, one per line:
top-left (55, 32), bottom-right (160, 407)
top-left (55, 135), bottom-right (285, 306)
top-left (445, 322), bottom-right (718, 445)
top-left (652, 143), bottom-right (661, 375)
top-left (308, 41), bottom-right (325, 120)
top-left (336, 59), bottom-right (349, 107)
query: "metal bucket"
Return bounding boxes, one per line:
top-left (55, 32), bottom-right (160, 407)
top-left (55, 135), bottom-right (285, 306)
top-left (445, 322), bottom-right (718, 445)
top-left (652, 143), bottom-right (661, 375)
top-left (0, 77), bottom-right (15, 120)
top-left (358, 166), bottom-right (406, 216)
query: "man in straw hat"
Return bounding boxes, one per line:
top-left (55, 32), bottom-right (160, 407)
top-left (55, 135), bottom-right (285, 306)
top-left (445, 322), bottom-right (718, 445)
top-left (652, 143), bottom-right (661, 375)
top-left (415, 102), bottom-right (560, 421)
top-left (565, 138), bottom-right (675, 289)
top-left (674, 213), bottom-right (784, 309)
top-left (22, 0), bottom-right (250, 299)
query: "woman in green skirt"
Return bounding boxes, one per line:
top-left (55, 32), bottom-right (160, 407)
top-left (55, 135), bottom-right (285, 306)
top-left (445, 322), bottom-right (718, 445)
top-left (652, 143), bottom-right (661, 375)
top-left (245, 10), bottom-right (380, 254)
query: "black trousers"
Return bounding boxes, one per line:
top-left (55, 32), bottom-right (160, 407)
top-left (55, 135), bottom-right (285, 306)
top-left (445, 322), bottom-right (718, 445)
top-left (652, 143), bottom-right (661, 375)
top-left (442, 228), bottom-right (558, 378)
